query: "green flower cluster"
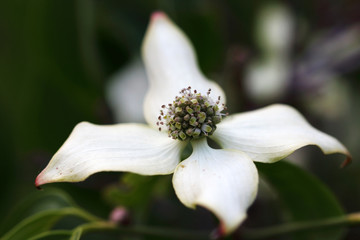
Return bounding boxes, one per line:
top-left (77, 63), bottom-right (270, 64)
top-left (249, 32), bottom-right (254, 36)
top-left (157, 87), bottom-right (226, 141)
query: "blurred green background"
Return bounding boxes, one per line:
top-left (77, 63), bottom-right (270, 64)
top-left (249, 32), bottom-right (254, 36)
top-left (1, 0), bottom-right (360, 239)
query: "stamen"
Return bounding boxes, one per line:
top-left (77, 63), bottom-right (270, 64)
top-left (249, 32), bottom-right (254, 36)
top-left (157, 87), bottom-right (227, 141)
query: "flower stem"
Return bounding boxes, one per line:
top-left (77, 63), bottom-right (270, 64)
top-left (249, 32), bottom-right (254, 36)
top-left (115, 225), bottom-right (210, 239)
top-left (70, 221), bottom-right (210, 240)
top-left (64, 207), bottom-right (103, 222)
top-left (60, 212), bottom-right (360, 240)
top-left (242, 212), bottom-right (360, 239)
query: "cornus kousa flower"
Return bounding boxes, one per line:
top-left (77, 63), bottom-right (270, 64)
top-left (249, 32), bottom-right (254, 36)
top-left (35, 12), bottom-right (351, 234)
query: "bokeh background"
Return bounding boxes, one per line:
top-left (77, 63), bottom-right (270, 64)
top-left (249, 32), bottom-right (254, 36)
top-left (1, 0), bottom-right (360, 239)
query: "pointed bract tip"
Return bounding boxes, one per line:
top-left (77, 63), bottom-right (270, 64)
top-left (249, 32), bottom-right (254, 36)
top-left (210, 222), bottom-right (227, 239)
top-left (340, 155), bottom-right (352, 168)
top-left (35, 173), bottom-right (45, 189)
top-left (151, 11), bottom-right (167, 21)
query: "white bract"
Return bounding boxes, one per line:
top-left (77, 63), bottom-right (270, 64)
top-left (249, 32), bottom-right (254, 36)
top-left (106, 59), bottom-right (148, 123)
top-left (245, 3), bottom-right (293, 103)
top-left (36, 12), bottom-right (351, 234)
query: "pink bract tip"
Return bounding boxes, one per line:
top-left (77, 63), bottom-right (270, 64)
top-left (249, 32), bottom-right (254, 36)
top-left (210, 222), bottom-right (227, 239)
top-left (218, 222), bottom-right (227, 236)
top-left (151, 11), bottom-right (167, 21)
top-left (35, 173), bottom-right (44, 189)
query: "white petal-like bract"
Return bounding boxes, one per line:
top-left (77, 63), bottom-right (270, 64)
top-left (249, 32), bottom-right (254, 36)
top-left (36, 122), bottom-right (185, 186)
top-left (142, 12), bottom-right (225, 128)
top-left (244, 58), bottom-right (290, 103)
top-left (106, 59), bottom-right (148, 123)
top-left (256, 3), bottom-right (294, 54)
top-left (172, 139), bottom-right (258, 233)
top-left (212, 104), bottom-right (351, 163)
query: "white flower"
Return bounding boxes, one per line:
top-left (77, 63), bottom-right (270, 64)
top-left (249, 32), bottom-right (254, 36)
top-left (35, 12), bottom-right (351, 234)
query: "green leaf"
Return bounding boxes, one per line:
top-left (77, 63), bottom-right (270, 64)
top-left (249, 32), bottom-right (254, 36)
top-left (1, 207), bottom-right (100, 240)
top-left (69, 222), bottom-right (116, 240)
top-left (103, 174), bottom-right (172, 225)
top-left (69, 228), bottom-right (82, 240)
top-left (2, 208), bottom-right (70, 240)
top-left (256, 161), bottom-right (345, 240)
top-left (29, 230), bottom-right (72, 240)
top-left (103, 173), bottom-right (172, 208)
top-left (0, 188), bottom-right (76, 235)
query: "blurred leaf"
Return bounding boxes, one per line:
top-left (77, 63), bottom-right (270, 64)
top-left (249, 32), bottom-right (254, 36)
top-left (69, 222), bottom-right (116, 240)
top-left (257, 161), bottom-right (345, 240)
top-left (69, 228), bottom-right (82, 240)
top-left (58, 183), bottom-right (113, 219)
top-left (0, 187), bottom-right (104, 240)
top-left (1, 208), bottom-right (90, 240)
top-left (0, 188), bottom-right (76, 235)
top-left (29, 230), bottom-right (72, 240)
top-left (104, 174), bottom-right (172, 209)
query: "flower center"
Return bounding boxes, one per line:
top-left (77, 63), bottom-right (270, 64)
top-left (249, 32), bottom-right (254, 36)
top-left (157, 86), bottom-right (227, 141)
